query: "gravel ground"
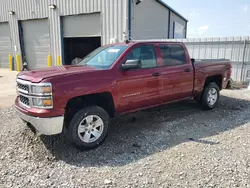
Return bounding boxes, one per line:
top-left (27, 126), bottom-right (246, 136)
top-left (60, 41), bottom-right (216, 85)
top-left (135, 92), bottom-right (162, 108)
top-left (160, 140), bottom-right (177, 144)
top-left (0, 89), bottom-right (250, 188)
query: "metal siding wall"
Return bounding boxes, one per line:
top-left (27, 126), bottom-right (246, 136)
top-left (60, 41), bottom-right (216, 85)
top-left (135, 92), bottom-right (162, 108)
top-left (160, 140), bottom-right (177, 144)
top-left (169, 11), bottom-right (187, 39)
top-left (132, 0), bottom-right (169, 40)
top-left (0, 0), bottom-right (49, 21)
top-left (0, 0), bottom-right (128, 67)
top-left (0, 0), bottom-right (10, 22)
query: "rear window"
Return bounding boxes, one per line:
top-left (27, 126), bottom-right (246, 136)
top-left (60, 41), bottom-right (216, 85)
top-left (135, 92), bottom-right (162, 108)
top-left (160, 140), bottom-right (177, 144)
top-left (159, 44), bottom-right (187, 66)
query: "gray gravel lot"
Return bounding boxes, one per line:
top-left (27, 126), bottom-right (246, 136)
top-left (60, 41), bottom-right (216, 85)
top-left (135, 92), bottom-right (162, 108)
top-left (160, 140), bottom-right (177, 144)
top-left (0, 89), bottom-right (250, 188)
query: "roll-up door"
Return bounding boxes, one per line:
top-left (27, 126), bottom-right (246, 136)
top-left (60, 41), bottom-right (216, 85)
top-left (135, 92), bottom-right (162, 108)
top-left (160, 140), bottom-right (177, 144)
top-left (21, 19), bottom-right (50, 70)
top-left (63, 13), bottom-right (101, 38)
top-left (0, 23), bottom-right (12, 68)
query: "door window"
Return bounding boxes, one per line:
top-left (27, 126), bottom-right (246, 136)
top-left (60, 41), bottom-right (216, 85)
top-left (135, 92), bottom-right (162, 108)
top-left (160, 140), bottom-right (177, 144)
top-left (159, 44), bottom-right (187, 66)
top-left (126, 45), bottom-right (157, 68)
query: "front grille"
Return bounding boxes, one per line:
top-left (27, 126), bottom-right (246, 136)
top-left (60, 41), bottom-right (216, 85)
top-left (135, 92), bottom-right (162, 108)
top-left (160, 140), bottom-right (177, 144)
top-left (19, 95), bottom-right (30, 106)
top-left (17, 83), bottom-right (29, 93)
top-left (16, 78), bottom-right (53, 109)
top-left (17, 79), bottom-right (31, 108)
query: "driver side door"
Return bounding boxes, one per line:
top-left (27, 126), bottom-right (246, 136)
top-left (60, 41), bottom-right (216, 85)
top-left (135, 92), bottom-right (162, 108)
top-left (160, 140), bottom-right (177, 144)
top-left (115, 44), bottom-right (163, 113)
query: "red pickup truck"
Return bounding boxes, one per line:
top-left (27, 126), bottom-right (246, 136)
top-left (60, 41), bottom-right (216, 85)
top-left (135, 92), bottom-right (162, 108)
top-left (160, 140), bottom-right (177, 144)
top-left (15, 41), bottom-right (231, 149)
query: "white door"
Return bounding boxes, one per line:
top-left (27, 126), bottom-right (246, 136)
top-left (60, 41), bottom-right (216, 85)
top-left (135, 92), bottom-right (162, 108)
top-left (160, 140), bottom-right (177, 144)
top-left (21, 19), bottom-right (50, 70)
top-left (63, 13), bottom-right (101, 38)
top-left (0, 23), bottom-right (12, 68)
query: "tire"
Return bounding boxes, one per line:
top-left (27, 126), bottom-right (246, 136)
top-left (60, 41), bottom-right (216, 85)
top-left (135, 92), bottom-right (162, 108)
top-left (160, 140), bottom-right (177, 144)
top-left (67, 106), bottom-right (110, 150)
top-left (200, 82), bottom-right (220, 110)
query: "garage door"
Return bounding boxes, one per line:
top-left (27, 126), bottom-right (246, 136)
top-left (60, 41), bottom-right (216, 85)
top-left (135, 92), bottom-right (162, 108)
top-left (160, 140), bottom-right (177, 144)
top-left (21, 19), bottom-right (50, 70)
top-left (0, 23), bottom-right (12, 68)
top-left (63, 13), bottom-right (101, 38)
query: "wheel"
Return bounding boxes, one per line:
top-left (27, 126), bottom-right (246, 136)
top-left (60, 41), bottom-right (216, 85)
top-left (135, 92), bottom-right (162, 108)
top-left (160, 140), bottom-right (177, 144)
top-left (201, 82), bottom-right (220, 110)
top-left (67, 106), bottom-right (110, 150)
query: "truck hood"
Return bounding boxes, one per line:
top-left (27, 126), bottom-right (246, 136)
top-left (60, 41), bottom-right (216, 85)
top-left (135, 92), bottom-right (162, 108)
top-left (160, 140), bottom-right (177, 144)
top-left (17, 65), bottom-right (99, 83)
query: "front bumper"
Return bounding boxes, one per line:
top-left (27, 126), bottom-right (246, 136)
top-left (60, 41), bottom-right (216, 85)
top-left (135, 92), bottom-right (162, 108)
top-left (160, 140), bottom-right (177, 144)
top-left (15, 107), bottom-right (64, 135)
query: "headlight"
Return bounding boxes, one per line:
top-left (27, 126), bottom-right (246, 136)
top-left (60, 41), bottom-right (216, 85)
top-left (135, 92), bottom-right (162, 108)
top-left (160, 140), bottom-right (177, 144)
top-left (31, 83), bottom-right (53, 109)
top-left (31, 85), bottom-right (52, 94)
top-left (32, 97), bottom-right (53, 108)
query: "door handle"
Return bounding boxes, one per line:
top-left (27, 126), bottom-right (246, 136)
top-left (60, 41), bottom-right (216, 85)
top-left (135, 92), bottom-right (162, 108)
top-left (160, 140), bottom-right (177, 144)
top-left (152, 72), bottom-right (160, 77)
top-left (184, 68), bottom-right (191, 72)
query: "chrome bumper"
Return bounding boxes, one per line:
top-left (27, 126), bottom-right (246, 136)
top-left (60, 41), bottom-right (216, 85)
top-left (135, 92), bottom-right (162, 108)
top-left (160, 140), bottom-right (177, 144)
top-left (15, 108), bottom-right (64, 135)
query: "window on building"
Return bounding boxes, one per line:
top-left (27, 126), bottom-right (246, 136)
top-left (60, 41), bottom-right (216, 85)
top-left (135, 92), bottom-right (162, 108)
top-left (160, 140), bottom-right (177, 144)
top-left (126, 45), bottom-right (157, 68)
top-left (159, 44), bottom-right (187, 66)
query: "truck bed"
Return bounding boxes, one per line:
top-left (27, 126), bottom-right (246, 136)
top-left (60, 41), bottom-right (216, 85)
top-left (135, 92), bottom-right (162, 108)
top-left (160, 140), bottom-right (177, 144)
top-left (194, 58), bottom-right (231, 71)
top-left (194, 59), bottom-right (230, 64)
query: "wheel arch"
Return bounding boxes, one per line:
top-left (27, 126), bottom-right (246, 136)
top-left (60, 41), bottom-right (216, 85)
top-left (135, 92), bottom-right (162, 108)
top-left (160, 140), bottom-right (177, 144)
top-left (195, 75), bottom-right (222, 102)
top-left (204, 75), bottom-right (223, 90)
top-left (64, 92), bottom-right (115, 129)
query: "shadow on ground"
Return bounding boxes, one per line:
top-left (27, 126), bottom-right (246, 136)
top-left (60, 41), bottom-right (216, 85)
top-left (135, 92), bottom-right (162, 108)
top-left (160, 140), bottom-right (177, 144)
top-left (40, 94), bottom-right (250, 167)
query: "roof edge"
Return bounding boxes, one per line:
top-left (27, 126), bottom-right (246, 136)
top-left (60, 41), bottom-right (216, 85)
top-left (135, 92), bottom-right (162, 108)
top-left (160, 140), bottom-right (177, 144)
top-left (156, 0), bottom-right (188, 22)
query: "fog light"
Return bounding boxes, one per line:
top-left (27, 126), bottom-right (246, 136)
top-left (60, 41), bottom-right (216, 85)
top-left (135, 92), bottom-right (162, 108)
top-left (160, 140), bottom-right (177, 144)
top-left (33, 98), bottom-right (43, 106)
top-left (32, 98), bottom-right (53, 108)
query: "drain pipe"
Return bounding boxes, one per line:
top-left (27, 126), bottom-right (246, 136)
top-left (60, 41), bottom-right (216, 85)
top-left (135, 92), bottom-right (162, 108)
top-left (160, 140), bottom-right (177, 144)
top-left (240, 39), bottom-right (247, 82)
top-left (128, 0), bottom-right (132, 41)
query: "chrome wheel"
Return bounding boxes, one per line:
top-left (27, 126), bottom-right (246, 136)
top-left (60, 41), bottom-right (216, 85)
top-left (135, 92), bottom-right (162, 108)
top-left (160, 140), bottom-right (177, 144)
top-left (77, 115), bottom-right (104, 143)
top-left (207, 88), bottom-right (218, 106)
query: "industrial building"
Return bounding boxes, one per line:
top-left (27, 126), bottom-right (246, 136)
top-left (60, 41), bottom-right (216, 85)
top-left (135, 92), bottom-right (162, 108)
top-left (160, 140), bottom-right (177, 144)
top-left (0, 0), bottom-right (188, 69)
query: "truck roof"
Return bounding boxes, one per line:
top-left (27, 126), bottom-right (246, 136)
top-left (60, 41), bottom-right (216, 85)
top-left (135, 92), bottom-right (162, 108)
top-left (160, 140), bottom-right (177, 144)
top-left (110, 40), bottom-right (184, 46)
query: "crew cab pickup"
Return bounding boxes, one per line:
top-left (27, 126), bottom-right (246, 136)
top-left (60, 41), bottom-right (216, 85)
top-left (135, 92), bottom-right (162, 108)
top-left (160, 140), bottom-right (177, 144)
top-left (15, 41), bottom-right (231, 149)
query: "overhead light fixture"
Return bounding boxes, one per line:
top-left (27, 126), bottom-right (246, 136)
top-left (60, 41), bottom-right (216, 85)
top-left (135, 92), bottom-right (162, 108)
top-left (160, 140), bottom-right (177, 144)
top-left (8, 11), bottom-right (15, 15)
top-left (49, 4), bottom-right (57, 9)
top-left (136, 0), bottom-right (142, 5)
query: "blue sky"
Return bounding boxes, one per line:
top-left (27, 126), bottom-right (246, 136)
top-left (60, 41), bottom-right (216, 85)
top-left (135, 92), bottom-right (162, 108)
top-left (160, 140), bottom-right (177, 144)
top-left (164, 0), bottom-right (250, 38)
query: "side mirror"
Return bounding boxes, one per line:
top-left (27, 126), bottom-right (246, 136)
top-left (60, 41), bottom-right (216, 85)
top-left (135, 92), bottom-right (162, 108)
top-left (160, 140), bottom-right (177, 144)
top-left (121, 59), bottom-right (141, 70)
top-left (191, 58), bottom-right (195, 64)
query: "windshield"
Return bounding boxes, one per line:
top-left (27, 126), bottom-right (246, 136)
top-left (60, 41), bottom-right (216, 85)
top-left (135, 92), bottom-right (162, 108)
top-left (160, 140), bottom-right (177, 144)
top-left (78, 45), bottom-right (128, 69)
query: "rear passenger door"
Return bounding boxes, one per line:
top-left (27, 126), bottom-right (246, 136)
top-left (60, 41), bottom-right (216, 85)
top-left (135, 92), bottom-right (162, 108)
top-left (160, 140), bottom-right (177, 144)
top-left (158, 43), bottom-right (194, 102)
